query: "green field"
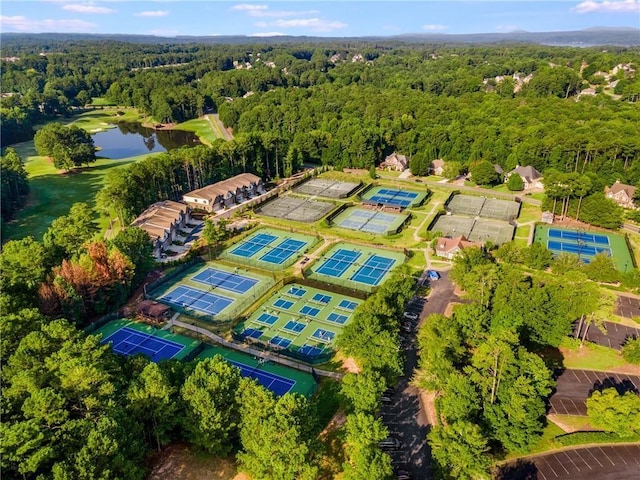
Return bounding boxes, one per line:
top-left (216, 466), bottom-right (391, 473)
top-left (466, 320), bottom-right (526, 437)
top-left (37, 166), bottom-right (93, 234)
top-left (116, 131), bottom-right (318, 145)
top-left (92, 318), bottom-right (201, 361)
top-left (176, 114), bottom-right (228, 146)
top-left (534, 225), bottom-right (634, 271)
top-left (196, 345), bottom-right (317, 397)
top-left (149, 262), bottom-right (275, 323)
top-left (234, 282), bottom-right (361, 363)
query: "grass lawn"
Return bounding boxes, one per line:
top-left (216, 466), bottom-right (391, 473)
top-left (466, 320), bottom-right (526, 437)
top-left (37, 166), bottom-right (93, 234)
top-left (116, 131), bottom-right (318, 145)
top-left (503, 422), bottom-right (566, 459)
top-left (176, 114), bottom-right (229, 146)
top-left (63, 107), bottom-right (148, 133)
top-left (517, 203), bottom-right (541, 223)
top-left (3, 140), bottom-right (160, 241)
top-left (89, 97), bottom-right (116, 106)
top-left (548, 414), bottom-right (596, 432)
top-left (559, 339), bottom-right (628, 372)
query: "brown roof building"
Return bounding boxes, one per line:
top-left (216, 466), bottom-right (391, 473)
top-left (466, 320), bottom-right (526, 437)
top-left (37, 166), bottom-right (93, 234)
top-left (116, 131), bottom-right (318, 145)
top-left (379, 152), bottom-right (409, 172)
top-left (605, 180), bottom-right (636, 209)
top-left (131, 200), bottom-right (191, 259)
top-left (182, 173), bottom-right (265, 212)
top-left (435, 236), bottom-right (481, 260)
top-left (506, 165), bottom-right (543, 190)
top-left (430, 159), bottom-right (445, 176)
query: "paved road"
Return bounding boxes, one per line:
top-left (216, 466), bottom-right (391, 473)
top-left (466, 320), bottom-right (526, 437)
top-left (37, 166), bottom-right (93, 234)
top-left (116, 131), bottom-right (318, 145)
top-left (498, 444), bottom-right (640, 480)
top-left (380, 270), bottom-right (460, 480)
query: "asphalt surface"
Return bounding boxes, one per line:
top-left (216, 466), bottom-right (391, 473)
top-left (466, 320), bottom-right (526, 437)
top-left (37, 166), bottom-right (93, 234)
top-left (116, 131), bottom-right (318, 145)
top-left (380, 270), bottom-right (460, 480)
top-left (573, 320), bottom-right (640, 350)
top-left (549, 369), bottom-right (640, 416)
top-left (497, 444), bottom-right (640, 480)
top-left (616, 295), bottom-right (640, 319)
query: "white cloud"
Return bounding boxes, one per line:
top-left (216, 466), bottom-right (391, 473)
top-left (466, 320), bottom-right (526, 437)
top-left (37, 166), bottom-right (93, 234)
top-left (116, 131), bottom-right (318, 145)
top-left (135, 10), bottom-right (170, 17)
top-left (422, 24), bottom-right (447, 31)
top-left (249, 31), bottom-right (285, 37)
top-left (62, 4), bottom-right (114, 14)
top-left (273, 18), bottom-right (346, 32)
top-left (232, 4), bottom-right (318, 18)
top-left (572, 0), bottom-right (640, 13)
top-left (0, 15), bottom-right (97, 32)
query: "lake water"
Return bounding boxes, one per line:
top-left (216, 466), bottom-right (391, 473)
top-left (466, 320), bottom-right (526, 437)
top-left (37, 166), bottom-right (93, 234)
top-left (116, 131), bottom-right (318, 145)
top-left (92, 122), bottom-right (201, 159)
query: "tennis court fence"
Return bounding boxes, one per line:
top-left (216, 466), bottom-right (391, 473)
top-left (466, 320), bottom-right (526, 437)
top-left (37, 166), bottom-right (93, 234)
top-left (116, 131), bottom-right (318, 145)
top-left (231, 331), bottom-right (335, 365)
top-left (324, 203), bottom-right (352, 225)
top-left (145, 257), bottom-right (205, 295)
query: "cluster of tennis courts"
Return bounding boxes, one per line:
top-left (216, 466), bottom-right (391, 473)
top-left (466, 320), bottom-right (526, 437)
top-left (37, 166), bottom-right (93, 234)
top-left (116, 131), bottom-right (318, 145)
top-left (534, 226), bottom-right (633, 270)
top-left (361, 186), bottom-right (427, 209)
top-left (307, 243), bottom-right (405, 291)
top-left (220, 228), bottom-right (317, 270)
top-left (293, 178), bottom-right (361, 199)
top-left (150, 262), bottom-right (273, 321)
top-left (196, 346), bottom-right (317, 397)
top-left (332, 207), bottom-right (409, 235)
top-left (94, 319), bottom-right (200, 362)
top-left (256, 195), bottom-right (334, 223)
top-left (446, 194), bottom-right (520, 221)
top-left (235, 283), bottom-right (361, 362)
top-left (430, 214), bottom-right (515, 245)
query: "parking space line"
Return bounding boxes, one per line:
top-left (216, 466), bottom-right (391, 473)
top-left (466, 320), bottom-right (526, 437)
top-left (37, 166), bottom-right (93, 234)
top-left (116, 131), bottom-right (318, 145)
top-left (562, 451), bottom-right (580, 472)
top-left (585, 448), bottom-right (604, 468)
top-left (569, 370), bottom-right (581, 382)
top-left (624, 446), bottom-right (640, 464)
top-left (541, 458), bottom-right (559, 478)
top-left (573, 449), bottom-right (592, 470)
top-left (553, 456), bottom-right (571, 475)
top-left (598, 446), bottom-right (617, 466)
top-left (606, 446), bottom-right (626, 465)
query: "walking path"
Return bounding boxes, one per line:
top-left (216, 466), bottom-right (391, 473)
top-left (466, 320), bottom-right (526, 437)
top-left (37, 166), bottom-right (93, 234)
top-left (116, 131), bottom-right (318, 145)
top-left (167, 318), bottom-right (344, 380)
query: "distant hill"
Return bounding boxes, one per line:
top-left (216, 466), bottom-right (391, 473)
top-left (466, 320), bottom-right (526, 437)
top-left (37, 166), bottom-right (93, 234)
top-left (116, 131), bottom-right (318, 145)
top-left (1, 28), bottom-right (639, 47)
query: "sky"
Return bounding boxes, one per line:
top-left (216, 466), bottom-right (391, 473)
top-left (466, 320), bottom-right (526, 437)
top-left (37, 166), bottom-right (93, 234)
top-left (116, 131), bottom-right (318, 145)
top-left (1, 0), bottom-right (639, 37)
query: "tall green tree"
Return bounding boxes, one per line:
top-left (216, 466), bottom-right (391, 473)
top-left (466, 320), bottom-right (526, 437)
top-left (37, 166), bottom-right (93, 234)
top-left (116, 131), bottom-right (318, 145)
top-left (342, 413), bottom-right (393, 480)
top-left (428, 421), bottom-right (490, 480)
top-left (43, 202), bottom-right (97, 264)
top-left (586, 388), bottom-right (640, 438)
top-left (34, 123), bottom-right (96, 171)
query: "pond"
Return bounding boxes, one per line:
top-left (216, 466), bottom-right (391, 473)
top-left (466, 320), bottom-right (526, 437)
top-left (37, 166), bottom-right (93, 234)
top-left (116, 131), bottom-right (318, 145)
top-left (92, 122), bottom-right (201, 159)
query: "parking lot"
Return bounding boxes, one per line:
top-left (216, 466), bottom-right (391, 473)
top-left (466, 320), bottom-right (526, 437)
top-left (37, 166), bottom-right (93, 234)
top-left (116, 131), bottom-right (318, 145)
top-left (573, 320), bottom-right (640, 350)
top-left (616, 295), bottom-right (640, 319)
top-left (379, 270), bottom-right (460, 480)
top-left (498, 444), bottom-right (640, 480)
top-left (549, 369), bottom-right (640, 416)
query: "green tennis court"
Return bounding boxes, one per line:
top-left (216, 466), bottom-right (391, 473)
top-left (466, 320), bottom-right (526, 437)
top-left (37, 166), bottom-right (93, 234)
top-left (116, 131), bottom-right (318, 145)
top-left (256, 195), bottom-right (335, 223)
top-left (534, 225), bottom-right (634, 271)
top-left (234, 283), bottom-right (362, 363)
top-left (148, 261), bottom-right (274, 322)
top-left (196, 346), bottom-right (317, 397)
top-left (332, 206), bottom-right (409, 235)
top-left (92, 319), bottom-right (201, 361)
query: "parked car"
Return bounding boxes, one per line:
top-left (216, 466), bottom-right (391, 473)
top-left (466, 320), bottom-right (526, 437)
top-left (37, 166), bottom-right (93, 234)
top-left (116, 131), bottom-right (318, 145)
top-left (378, 437), bottom-right (401, 449)
top-left (403, 311), bottom-right (419, 321)
top-left (397, 470), bottom-right (412, 480)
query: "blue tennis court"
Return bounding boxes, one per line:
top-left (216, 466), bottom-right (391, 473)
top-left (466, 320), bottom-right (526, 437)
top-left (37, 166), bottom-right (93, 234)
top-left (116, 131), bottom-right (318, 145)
top-left (230, 233), bottom-right (278, 258)
top-left (160, 285), bottom-right (234, 316)
top-left (351, 255), bottom-right (396, 286)
top-left (102, 327), bottom-right (184, 362)
top-left (312, 293), bottom-right (332, 304)
top-left (367, 188), bottom-right (419, 208)
top-left (327, 312), bottom-right (349, 325)
top-left (338, 300), bottom-right (358, 311)
top-left (227, 359), bottom-right (295, 395)
top-left (256, 312), bottom-right (278, 325)
top-left (286, 286), bottom-right (307, 297)
top-left (311, 328), bottom-right (335, 342)
top-left (315, 249), bottom-right (361, 278)
top-left (242, 328), bottom-right (264, 339)
top-left (283, 321), bottom-right (307, 334)
top-left (259, 238), bottom-right (307, 265)
top-left (274, 299), bottom-right (294, 310)
top-left (298, 344), bottom-right (325, 358)
top-left (300, 305), bottom-right (320, 317)
top-left (548, 228), bottom-right (610, 245)
top-left (192, 267), bottom-right (258, 294)
top-left (270, 336), bottom-right (292, 348)
top-left (547, 240), bottom-right (612, 257)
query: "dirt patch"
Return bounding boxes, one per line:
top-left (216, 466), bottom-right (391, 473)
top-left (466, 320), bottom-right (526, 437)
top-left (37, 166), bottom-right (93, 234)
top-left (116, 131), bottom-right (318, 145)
top-left (419, 390), bottom-right (438, 426)
top-left (147, 443), bottom-right (237, 480)
top-left (342, 357), bottom-right (361, 373)
top-left (443, 301), bottom-right (461, 318)
top-left (547, 414), bottom-right (597, 433)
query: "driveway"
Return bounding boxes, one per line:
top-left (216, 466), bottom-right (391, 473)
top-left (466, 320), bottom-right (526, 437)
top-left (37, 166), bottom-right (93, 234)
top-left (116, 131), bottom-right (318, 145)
top-left (380, 269), bottom-right (459, 480)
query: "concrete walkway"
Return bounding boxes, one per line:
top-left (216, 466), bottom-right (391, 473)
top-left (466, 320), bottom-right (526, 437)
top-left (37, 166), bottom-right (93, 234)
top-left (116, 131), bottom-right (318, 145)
top-left (168, 318), bottom-right (344, 380)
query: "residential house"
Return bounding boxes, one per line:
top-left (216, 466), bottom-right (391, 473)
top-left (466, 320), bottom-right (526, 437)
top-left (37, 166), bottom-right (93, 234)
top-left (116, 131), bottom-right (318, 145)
top-left (379, 152), bottom-right (409, 172)
top-left (182, 173), bottom-right (265, 213)
top-left (505, 165), bottom-right (543, 190)
top-left (541, 211), bottom-right (555, 224)
top-left (435, 236), bottom-right (481, 260)
top-left (605, 181), bottom-right (636, 209)
top-left (131, 200), bottom-right (191, 259)
top-left (493, 164), bottom-right (504, 177)
top-left (430, 159), bottom-right (445, 176)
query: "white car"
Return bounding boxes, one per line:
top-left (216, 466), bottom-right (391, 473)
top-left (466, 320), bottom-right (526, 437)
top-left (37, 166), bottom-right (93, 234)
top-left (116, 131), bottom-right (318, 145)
top-left (403, 312), bottom-right (419, 321)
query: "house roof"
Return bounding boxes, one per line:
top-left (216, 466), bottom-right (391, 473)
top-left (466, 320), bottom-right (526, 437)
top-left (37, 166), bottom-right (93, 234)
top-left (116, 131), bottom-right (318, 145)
top-left (430, 159), bottom-right (445, 169)
top-left (382, 152), bottom-right (408, 167)
top-left (131, 200), bottom-right (187, 240)
top-left (436, 236), bottom-right (479, 254)
top-left (137, 300), bottom-right (171, 318)
top-left (510, 165), bottom-right (542, 181)
top-left (493, 164), bottom-right (504, 175)
top-left (184, 173), bottom-right (262, 202)
top-left (607, 181), bottom-right (636, 198)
